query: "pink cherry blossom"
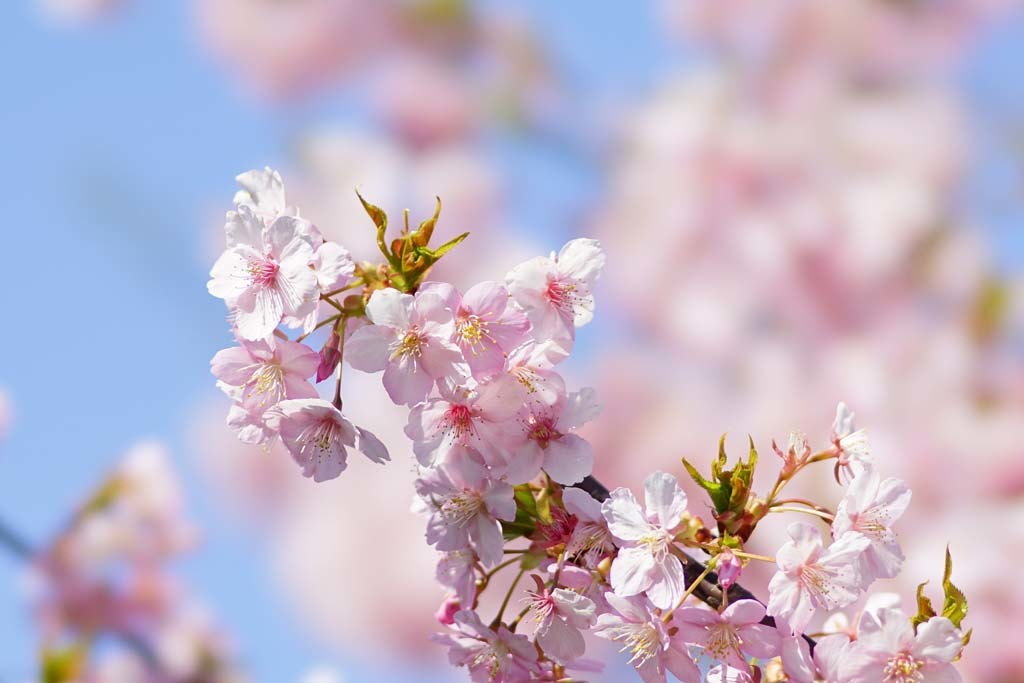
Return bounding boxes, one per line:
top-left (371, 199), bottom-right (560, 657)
top-left (562, 488), bottom-right (616, 569)
top-left (832, 467), bottom-right (912, 583)
top-left (674, 599), bottom-right (780, 672)
top-left (434, 609), bottom-right (540, 682)
top-left (405, 378), bottom-right (522, 468)
top-left (602, 472), bottom-right (689, 610)
top-left (525, 575), bottom-right (597, 664)
top-left (442, 281), bottom-right (532, 378)
top-left (345, 287), bottom-right (464, 406)
top-left (502, 341), bottom-right (567, 408)
top-left (506, 238), bottom-right (605, 350)
top-left (436, 549), bottom-right (479, 608)
top-left (211, 337), bottom-right (319, 415)
top-left (767, 523), bottom-right (870, 635)
top-left (832, 402), bottom-right (874, 482)
top-left (414, 449), bottom-right (516, 567)
top-left (593, 592), bottom-right (700, 683)
top-left (707, 664), bottom-right (753, 683)
top-left (272, 398), bottom-right (389, 482)
top-left (517, 388), bottom-right (600, 486)
top-left (781, 631), bottom-right (851, 683)
top-left (208, 205), bottom-right (320, 340)
top-left (233, 167), bottom-right (292, 223)
top-left (840, 609), bottom-right (964, 683)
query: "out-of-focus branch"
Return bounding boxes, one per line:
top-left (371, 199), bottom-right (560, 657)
top-left (575, 475), bottom-right (817, 651)
top-left (0, 515), bottom-right (162, 670)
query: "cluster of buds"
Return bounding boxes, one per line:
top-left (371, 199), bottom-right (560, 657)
top-left (207, 169), bottom-right (971, 682)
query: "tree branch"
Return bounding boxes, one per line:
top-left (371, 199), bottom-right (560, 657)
top-left (574, 475), bottom-right (817, 651)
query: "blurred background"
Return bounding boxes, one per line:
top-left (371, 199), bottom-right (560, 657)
top-left (1, 0), bottom-right (1023, 681)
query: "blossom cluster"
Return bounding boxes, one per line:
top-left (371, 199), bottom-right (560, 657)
top-left (207, 169), bottom-right (971, 682)
top-left (21, 441), bottom-right (241, 682)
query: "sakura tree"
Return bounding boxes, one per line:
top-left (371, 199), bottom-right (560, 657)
top-left (206, 168), bottom-right (974, 682)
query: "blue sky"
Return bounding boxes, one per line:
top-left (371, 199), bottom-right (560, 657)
top-left (0, 1), bottom-right (1020, 681)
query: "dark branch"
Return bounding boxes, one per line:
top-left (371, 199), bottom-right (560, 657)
top-left (574, 475), bottom-right (816, 651)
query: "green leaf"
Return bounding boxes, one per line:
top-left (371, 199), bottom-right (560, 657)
top-left (411, 197), bottom-right (442, 247)
top-left (535, 487), bottom-right (553, 525)
top-left (431, 231), bottom-right (470, 259)
top-left (682, 456), bottom-right (730, 513)
top-left (520, 549), bottom-right (546, 570)
top-left (912, 580), bottom-right (937, 630)
top-left (941, 546), bottom-right (969, 629)
top-left (514, 484), bottom-right (539, 519)
top-left (355, 191), bottom-right (398, 268)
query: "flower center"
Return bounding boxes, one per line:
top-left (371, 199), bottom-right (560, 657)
top-left (248, 256), bottom-right (279, 288)
top-left (440, 491), bottom-right (484, 528)
top-left (568, 521), bottom-right (614, 567)
top-left (441, 404), bottom-right (476, 444)
top-left (621, 622), bottom-right (661, 666)
top-left (545, 277), bottom-right (585, 317)
top-left (391, 328), bottom-right (426, 360)
top-left (248, 362), bottom-right (284, 407)
top-left (797, 563), bottom-right (837, 606)
top-left (455, 314), bottom-right (492, 354)
top-left (471, 640), bottom-right (509, 680)
top-left (527, 416), bottom-right (560, 448)
top-left (883, 651), bottom-right (925, 682)
top-left (704, 623), bottom-right (742, 663)
top-left (299, 418), bottom-right (343, 462)
top-left (638, 529), bottom-right (673, 560)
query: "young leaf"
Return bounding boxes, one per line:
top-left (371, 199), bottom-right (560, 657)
top-left (911, 580), bottom-right (937, 630)
top-left (682, 456), bottom-right (730, 513)
top-left (941, 546), bottom-right (969, 629)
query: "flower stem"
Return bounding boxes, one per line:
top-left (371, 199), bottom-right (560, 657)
top-left (769, 505), bottom-right (835, 522)
top-left (296, 314), bottom-right (340, 343)
top-left (332, 318), bottom-right (347, 410)
top-left (665, 564), bottom-right (714, 619)
top-left (491, 569), bottom-right (526, 628)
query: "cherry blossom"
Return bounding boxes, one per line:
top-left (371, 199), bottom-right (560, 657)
top-left (506, 238), bottom-right (605, 350)
top-left (674, 599), bottom-right (780, 672)
top-left (414, 448), bottom-right (516, 567)
top-left (832, 467), bottom-right (912, 583)
top-left (405, 377), bottom-right (523, 469)
top-left (345, 287), bottom-right (464, 405)
top-left (516, 388), bottom-right (599, 486)
top-left (841, 608), bottom-right (965, 683)
top-left (211, 337), bottom-right (319, 415)
top-left (501, 341), bottom-right (567, 409)
top-left (767, 523), bottom-right (870, 635)
top-left (436, 549), bottom-right (479, 608)
top-left (562, 487), bottom-right (616, 569)
top-left (593, 592), bottom-right (700, 683)
top-left (602, 472), bottom-right (689, 610)
top-left (271, 398), bottom-right (389, 482)
top-left (832, 402), bottom-right (874, 482)
top-left (525, 575), bottom-right (597, 664)
top-left (434, 609), bottom-right (541, 683)
top-left (439, 281), bottom-right (531, 378)
top-left (208, 205), bottom-right (320, 340)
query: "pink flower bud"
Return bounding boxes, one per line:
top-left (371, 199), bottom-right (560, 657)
top-left (435, 595), bottom-right (461, 626)
top-left (717, 550), bottom-right (742, 592)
